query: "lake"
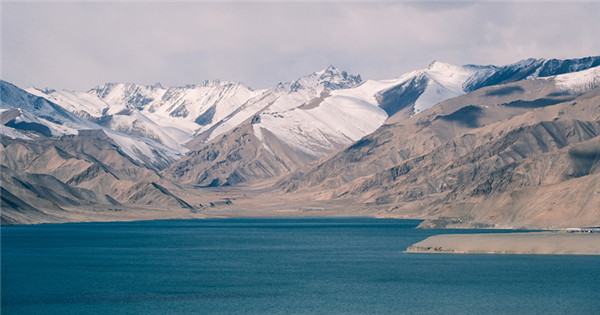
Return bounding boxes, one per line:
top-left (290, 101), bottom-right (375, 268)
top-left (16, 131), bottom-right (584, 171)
top-left (2, 217), bottom-right (599, 314)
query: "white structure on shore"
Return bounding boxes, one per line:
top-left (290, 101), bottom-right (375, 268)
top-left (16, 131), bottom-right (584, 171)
top-left (565, 227), bottom-right (600, 233)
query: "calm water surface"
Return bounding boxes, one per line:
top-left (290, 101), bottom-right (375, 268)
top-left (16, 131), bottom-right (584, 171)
top-left (2, 218), bottom-right (599, 314)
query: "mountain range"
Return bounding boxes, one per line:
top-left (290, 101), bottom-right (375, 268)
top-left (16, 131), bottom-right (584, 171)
top-left (2, 56), bottom-right (600, 227)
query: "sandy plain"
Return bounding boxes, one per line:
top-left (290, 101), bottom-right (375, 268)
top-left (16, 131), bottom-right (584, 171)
top-left (406, 232), bottom-right (600, 255)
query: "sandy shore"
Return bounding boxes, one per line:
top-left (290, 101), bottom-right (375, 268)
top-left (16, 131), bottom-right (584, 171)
top-left (406, 232), bottom-right (600, 255)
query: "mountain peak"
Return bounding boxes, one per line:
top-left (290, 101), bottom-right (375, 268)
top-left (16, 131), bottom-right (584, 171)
top-left (426, 60), bottom-right (462, 72)
top-left (31, 87), bottom-right (56, 95)
top-left (287, 66), bottom-right (362, 93)
top-left (514, 57), bottom-right (539, 67)
top-left (317, 65), bottom-right (362, 89)
top-left (196, 79), bottom-right (236, 88)
top-left (88, 82), bottom-right (131, 95)
top-left (313, 64), bottom-right (343, 78)
top-left (325, 64), bottom-right (341, 72)
top-left (150, 82), bottom-right (163, 89)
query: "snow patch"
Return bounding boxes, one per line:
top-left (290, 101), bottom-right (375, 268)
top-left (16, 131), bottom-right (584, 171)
top-left (255, 84), bottom-right (387, 158)
top-left (102, 128), bottom-right (184, 164)
top-left (554, 66), bottom-right (600, 94)
top-left (413, 62), bottom-right (477, 114)
top-left (252, 124), bottom-right (275, 156)
top-left (0, 125), bottom-right (33, 140)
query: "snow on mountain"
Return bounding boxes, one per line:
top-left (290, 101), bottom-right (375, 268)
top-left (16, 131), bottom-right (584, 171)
top-left (82, 80), bottom-right (261, 132)
top-left (26, 86), bottom-right (189, 149)
top-left (368, 61), bottom-right (497, 118)
top-left (249, 70), bottom-right (405, 158)
top-left (8, 56), bottom-right (600, 174)
top-left (413, 61), bottom-right (479, 114)
top-left (464, 56), bottom-right (600, 92)
top-left (24, 80), bottom-right (264, 168)
top-left (2, 80), bottom-right (183, 169)
top-left (2, 81), bottom-right (86, 136)
top-left (203, 66), bottom-right (363, 142)
top-left (254, 94), bottom-right (387, 158)
top-left (258, 61), bottom-right (488, 157)
top-left (376, 56), bottom-right (600, 117)
top-left (100, 128), bottom-right (183, 168)
top-left (554, 65), bottom-right (600, 94)
top-left (26, 88), bottom-right (109, 119)
top-left (28, 81), bottom-right (261, 147)
top-left (201, 65), bottom-right (368, 158)
top-left (151, 82), bottom-right (261, 131)
top-left (0, 123), bottom-right (32, 140)
top-left (87, 82), bottom-right (165, 114)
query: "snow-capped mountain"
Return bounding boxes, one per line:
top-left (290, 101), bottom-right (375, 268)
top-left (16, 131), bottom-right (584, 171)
top-left (554, 65), bottom-right (600, 94)
top-left (165, 57), bottom-right (600, 186)
top-left (4, 55), bottom-right (600, 226)
top-left (464, 56), bottom-right (600, 92)
top-left (373, 56), bottom-right (600, 119)
top-left (164, 65), bottom-right (372, 185)
top-left (373, 61), bottom-right (484, 117)
top-left (242, 56), bottom-right (600, 159)
top-left (1, 80), bottom-right (184, 169)
top-left (5, 56), bottom-right (600, 178)
top-left (274, 64), bottom-right (600, 229)
top-left (195, 65), bottom-right (369, 157)
top-left (27, 80), bottom-right (261, 149)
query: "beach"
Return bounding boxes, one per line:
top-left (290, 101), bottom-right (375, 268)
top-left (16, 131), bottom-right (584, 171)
top-left (406, 232), bottom-right (600, 255)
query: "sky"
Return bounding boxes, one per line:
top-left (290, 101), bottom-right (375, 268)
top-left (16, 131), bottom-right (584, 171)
top-left (2, 1), bottom-right (600, 91)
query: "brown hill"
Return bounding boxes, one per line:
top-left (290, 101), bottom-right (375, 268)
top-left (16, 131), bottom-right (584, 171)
top-left (275, 80), bottom-right (600, 228)
top-left (163, 122), bottom-right (312, 187)
top-left (0, 130), bottom-right (197, 224)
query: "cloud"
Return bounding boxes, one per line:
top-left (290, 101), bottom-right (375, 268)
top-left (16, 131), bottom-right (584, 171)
top-left (2, 2), bottom-right (599, 91)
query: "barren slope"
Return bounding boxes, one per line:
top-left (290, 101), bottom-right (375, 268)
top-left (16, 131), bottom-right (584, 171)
top-left (275, 80), bottom-right (600, 228)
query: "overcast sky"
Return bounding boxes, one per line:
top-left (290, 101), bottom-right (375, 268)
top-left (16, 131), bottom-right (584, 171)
top-left (2, 1), bottom-right (599, 91)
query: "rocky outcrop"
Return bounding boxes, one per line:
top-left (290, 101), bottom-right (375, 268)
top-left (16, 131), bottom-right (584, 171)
top-left (0, 130), bottom-right (196, 224)
top-left (116, 182), bottom-right (194, 210)
top-left (0, 165), bottom-right (119, 224)
top-left (163, 123), bottom-right (306, 186)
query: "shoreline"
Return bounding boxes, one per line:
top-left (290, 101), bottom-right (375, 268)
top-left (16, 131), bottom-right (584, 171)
top-left (7, 217), bottom-right (600, 256)
top-left (406, 232), bottom-right (600, 255)
top-left (0, 214), bottom-right (411, 227)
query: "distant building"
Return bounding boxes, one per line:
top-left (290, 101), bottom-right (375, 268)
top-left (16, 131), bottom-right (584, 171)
top-left (566, 227), bottom-right (600, 233)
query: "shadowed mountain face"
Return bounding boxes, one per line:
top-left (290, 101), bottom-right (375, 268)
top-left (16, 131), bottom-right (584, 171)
top-left (437, 105), bottom-right (484, 128)
top-left (376, 56), bottom-right (600, 124)
top-left (463, 56), bottom-right (600, 92)
top-left (376, 75), bottom-right (429, 117)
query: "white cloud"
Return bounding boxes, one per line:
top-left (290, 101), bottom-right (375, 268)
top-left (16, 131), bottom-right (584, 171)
top-left (2, 2), bottom-right (599, 91)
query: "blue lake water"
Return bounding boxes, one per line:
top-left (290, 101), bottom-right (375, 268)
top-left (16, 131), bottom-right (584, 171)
top-left (2, 217), bottom-right (599, 314)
